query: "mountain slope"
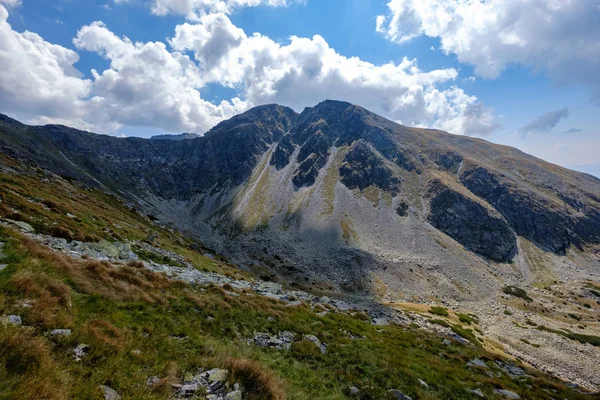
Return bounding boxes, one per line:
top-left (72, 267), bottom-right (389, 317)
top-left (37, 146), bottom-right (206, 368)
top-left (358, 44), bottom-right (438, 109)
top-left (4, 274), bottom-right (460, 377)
top-left (0, 101), bottom-right (599, 301)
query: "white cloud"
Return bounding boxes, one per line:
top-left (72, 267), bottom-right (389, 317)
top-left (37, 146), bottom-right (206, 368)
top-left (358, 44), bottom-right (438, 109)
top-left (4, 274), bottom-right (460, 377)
top-left (170, 13), bottom-right (498, 135)
top-left (0, 5), bottom-right (92, 125)
top-left (151, 0), bottom-right (296, 20)
top-left (376, 0), bottom-right (600, 102)
top-left (0, 4), bottom-right (497, 136)
top-left (73, 21), bottom-right (248, 132)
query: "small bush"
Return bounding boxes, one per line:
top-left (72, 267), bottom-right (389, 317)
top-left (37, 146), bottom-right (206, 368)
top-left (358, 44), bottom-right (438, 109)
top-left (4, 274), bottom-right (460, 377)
top-left (568, 313), bottom-right (582, 321)
top-left (225, 358), bottom-right (285, 400)
top-left (504, 310), bottom-right (513, 316)
top-left (503, 286), bottom-right (533, 302)
top-left (458, 313), bottom-right (478, 325)
top-left (429, 306), bottom-right (449, 317)
top-left (430, 319), bottom-right (450, 328)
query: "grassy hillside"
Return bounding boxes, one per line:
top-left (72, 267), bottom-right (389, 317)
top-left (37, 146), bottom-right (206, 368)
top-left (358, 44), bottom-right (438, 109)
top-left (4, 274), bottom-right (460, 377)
top-left (0, 155), bottom-right (595, 399)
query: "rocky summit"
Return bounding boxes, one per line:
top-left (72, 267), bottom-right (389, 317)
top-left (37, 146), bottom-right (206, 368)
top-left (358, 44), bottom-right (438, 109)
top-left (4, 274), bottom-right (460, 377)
top-left (1, 101), bottom-right (599, 300)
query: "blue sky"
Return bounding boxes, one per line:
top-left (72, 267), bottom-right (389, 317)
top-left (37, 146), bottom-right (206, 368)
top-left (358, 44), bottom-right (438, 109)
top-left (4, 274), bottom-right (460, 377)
top-left (0, 0), bottom-right (599, 176)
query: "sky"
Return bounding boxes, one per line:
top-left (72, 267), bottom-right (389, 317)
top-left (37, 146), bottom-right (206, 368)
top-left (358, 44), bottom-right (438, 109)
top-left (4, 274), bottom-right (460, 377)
top-left (0, 0), bottom-right (599, 177)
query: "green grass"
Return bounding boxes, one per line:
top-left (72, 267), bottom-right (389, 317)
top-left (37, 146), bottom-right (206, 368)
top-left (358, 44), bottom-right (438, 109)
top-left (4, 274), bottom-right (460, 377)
top-left (0, 154), bottom-right (595, 399)
top-left (428, 306), bottom-right (449, 316)
top-left (537, 326), bottom-right (600, 347)
top-left (0, 228), bottom-right (592, 399)
top-left (457, 313), bottom-right (478, 325)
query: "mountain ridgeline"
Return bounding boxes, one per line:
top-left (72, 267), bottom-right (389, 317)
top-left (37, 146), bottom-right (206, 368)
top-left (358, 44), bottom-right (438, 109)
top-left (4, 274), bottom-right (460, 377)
top-left (1, 101), bottom-right (599, 297)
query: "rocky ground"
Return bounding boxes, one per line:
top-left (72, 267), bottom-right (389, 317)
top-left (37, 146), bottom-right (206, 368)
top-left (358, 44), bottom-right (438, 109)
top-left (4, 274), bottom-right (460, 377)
top-left (5, 218), bottom-right (599, 396)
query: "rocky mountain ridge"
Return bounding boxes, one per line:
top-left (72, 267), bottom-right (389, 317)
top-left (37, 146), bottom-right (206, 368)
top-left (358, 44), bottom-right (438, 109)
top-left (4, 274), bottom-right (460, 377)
top-left (1, 101), bottom-right (599, 299)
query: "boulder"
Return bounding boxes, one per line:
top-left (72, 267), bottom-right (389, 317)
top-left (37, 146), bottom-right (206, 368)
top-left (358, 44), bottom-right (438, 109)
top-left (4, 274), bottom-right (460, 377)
top-left (99, 385), bottom-right (121, 400)
top-left (494, 389), bottom-right (520, 399)
top-left (389, 389), bottom-right (412, 400)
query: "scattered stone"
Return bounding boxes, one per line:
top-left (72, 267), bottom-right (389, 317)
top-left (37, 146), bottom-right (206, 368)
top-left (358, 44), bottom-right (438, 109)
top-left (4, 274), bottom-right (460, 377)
top-left (207, 368), bottom-right (228, 382)
top-left (50, 329), bottom-right (72, 337)
top-left (494, 389), bottom-right (521, 399)
top-left (467, 359), bottom-right (488, 369)
top-left (372, 317), bottom-right (389, 326)
top-left (468, 388), bottom-right (485, 398)
top-left (304, 334), bottom-right (327, 354)
top-left (99, 385), bottom-right (121, 400)
top-left (3, 219), bottom-right (35, 232)
top-left (146, 376), bottom-right (160, 387)
top-left (2, 315), bottom-right (22, 326)
top-left (225, 390), bottom-right (242, 400)
top-left (349, 386), bottom-right (360, 395)
top-left (389, 389), bottom-right (413, 400)
top-left (252, 331), bottom-right (294, 350)
top-left (450, 334), bottom-right (470, 345)
top-left (73, 344), bottom-right (89, 361)
top-left (131, 349), bottom-right (142, 356)
top-left (66, 213), bottom-right (77, 219)
top-left (495, 361), bottom-right (525, 377)
top-left (418, 379), bottom-right (429, 388)
top-left (442, 338), bottom-right (452, 346)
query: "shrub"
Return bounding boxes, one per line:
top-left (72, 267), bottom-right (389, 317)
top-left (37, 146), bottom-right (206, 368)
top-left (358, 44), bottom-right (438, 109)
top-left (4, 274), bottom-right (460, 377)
top-left (429, 306), bottom-right (449, 317)
top-left (225, 358), bottom-right (285, 400)
top-left (458, 313), bottom-right (478, 325)
top-left (503, 286), bottom-right (533, 302)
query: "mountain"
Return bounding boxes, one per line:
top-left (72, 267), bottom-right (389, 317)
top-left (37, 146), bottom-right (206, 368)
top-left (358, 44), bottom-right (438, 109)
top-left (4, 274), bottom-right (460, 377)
top-left (2, 101), bottom-right (600, 393)
top-left (150, 132), bottom-right (201, 140)
top-left (0, 101), bottom-right (599, 300)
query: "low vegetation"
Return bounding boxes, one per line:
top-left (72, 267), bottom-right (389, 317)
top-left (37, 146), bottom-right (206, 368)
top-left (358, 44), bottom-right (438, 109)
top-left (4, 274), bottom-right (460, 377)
top-left (537, 326), bottom-right (600, 347)
top-left (503, 286), bottom-right (533, 302)
top-left (0, 156), bottom-right (595, 399)
top-left (428, 306), bottom-right (449, 316)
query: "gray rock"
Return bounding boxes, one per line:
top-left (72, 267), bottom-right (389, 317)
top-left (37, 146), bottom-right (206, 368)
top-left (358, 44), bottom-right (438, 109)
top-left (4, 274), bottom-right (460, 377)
top-left (418, 379), bottom-right (429, 388)
top-left (442, 339), bottom-right (452, 346)
top-left (99, 385), bottom-right (121, 400)
top-left (304, 334), bottom-right (327, 354)
top-left (468, 388), bottom-right (485, 398)
top-left (494, 389), bottom-right (521, 399)
top-left (146, 376), bottom-right (160, 387)
top-left (467, 359), bottom-right (488, 369)
top-left (50, 329), bottom-right (71, 336)
top-left (389, 389), bottom-right (413, 400)
top-left (4, 219), bottom-right (35, 233)
top-left (225, 390), bottom-right (242, 400)
top-left (372, 317), bottom-right (389, 326)
top-left (207, 368), bottom-right (228, 382)
top-left (4, 315), bottom-right (22, 325)
top-left (73, 344), bottom-right (89, 361)
top-left (349, 386), bottom-right (360, 395)
top-left (495, 361), bottom-right (525, 377)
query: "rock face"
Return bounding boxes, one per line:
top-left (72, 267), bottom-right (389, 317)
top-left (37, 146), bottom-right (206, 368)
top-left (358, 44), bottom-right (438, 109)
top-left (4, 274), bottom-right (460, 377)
top-left (426, 179), bottom-right (517, 262)
top-left (1, 101), bottom-right (600, 300)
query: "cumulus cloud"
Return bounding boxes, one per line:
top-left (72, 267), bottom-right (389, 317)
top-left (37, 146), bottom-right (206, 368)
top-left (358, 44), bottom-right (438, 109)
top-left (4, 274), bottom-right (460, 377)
top-left (0, 4), bottom-right (497, 136)
top-left (376, 0), bottom-right (600, 102)
top-left (0, 5), bottom-right (92, 125)
top-left (151, 0), bottom-right (296, 20)
top-left (73, 21), bottom-right (248, 132)
top-left (518, 108), bottom-right (569, 135)
top-left (170, 13), bottom-right (498, 135)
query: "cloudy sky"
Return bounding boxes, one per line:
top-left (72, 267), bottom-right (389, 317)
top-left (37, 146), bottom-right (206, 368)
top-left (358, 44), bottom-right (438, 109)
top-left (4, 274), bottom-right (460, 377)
top-left (1, 0), bottom-right (599, 176)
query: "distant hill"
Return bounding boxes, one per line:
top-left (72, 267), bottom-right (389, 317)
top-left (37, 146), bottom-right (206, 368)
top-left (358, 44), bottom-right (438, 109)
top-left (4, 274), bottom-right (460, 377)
top-left (150, 132), bottom-right (201, 140)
